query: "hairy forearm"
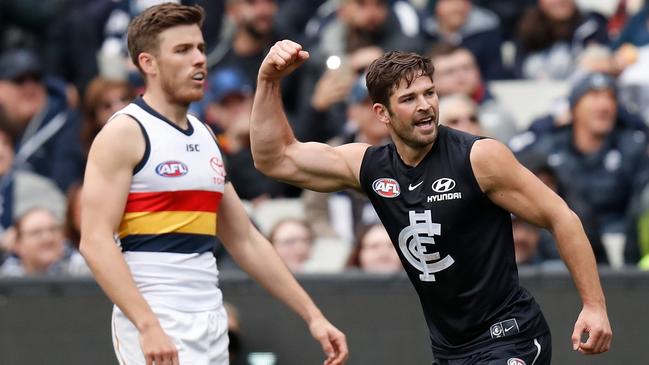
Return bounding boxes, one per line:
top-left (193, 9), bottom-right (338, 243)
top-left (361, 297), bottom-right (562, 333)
top-left (250, 79), bottom-right (297, 175)
top-left (225, 227), bottom-right (323, 323)
top-left (551, 210), bottom-right (606, 308)
top-left (80, 237), bottom-right (159, 330)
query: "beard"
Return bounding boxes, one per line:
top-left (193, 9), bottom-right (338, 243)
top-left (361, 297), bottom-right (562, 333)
top-left (243, 19), bottom-right (272, 40)
top-left (159, 71), bottom-right (203, 105)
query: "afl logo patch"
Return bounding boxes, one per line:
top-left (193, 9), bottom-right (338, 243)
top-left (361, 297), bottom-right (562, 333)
top-left (431, 178), bottom-right (455, 193)
top-left (372, 178), bottom-right (400, 198)
top-left (155, 161), bottom-right (188, 177)
top-left (507, 359), bottom-right (526, 365)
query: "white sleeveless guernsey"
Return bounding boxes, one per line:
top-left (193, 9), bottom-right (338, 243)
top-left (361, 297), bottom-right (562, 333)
top-left (112, 98), bottom-right (227, 312)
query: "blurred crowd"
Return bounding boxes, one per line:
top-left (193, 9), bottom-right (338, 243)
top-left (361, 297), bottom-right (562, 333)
top-left (2, 0), bottom-right (649, 278)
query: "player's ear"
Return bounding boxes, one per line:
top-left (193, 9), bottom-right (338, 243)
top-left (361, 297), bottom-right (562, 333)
top-left (373, 103), bottom-right (391, 125)
top-left (139, 52), bottom-right (157, 76)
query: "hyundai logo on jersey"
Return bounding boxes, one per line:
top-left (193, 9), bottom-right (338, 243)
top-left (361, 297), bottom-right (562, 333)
top-left (431, 178), bottom-right (456, 193)
top-left (155, 161), bottom-right (189, 177)
top-left (372, 178), bottom-right (401, 198)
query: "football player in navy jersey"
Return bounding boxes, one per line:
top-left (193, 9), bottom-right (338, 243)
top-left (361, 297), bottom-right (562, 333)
top-left (250, 40), bottom-right (612, 364)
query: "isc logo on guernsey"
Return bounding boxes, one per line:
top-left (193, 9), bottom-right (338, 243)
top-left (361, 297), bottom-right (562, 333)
top-left (155, 161), bottom-right (189, 177)
top-left (372, 178), bottom-right (400, 198)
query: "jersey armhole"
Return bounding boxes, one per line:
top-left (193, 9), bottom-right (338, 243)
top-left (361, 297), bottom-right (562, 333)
top-left (465, 136), bottom-right (491, 203)
top-left (358, 145), bottom-right (375, 194)
top-left (130, 116), bottom-right (151, 175)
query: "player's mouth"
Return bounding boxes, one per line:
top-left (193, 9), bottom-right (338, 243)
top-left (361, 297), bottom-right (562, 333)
top-left (191, 71), bottom-right (206, 84)
top-left (413, 116), bottom-right (435, 130)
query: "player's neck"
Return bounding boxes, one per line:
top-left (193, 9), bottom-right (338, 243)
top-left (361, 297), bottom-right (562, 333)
top-left (394, 140), bottom-right (434, 167)
top-left (142, 91), bottom-right (189, 129)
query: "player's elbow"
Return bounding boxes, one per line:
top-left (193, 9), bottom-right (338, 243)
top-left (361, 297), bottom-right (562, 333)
top-left (549, 205), bottom-right (582, 232)
top-left (78, 237), bottom-right (94, 261)
top-left (253, 154), bottom-right (290, 180)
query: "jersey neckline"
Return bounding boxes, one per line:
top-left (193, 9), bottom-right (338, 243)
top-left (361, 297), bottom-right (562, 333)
top-left (134, 97), bottom-right (194, 136)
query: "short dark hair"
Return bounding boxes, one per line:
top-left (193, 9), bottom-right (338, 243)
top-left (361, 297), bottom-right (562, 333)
top-left (365, 51), bottom-right (434, 109)
top-left (127, 3), bottom-right (205, 72)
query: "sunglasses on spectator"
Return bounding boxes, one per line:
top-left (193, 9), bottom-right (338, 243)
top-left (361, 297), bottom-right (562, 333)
top-left (447, 114), bottom-right (478, 125)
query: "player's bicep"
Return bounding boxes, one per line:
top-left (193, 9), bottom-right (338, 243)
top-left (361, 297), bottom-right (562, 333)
top-left (81, 118), bottom-right (143, 238)
top-left (282, 141), bottom-right (369, 192)
top-left (471, 139), bottom-right (568, 228)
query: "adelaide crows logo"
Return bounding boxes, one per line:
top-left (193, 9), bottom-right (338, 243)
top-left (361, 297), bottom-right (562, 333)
top-left (398, 210), bottom-right (454, 282)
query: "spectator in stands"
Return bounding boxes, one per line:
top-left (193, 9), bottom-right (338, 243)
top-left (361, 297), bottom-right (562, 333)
top-left (0, 107), bottom-right (66, 237)
top-left (513, 73), bottom-right (649, 242)
top-left (80, 76), bottom-right (134, 156)
top-left (471, 0), bottom-right (536, 41)
top-left (0, 49), bottom-right (84, 192)
top-left (202, 67), bottom-right (299, 200)
top-left (611, 3), bottom-right (649, 49)
top-left (274, 0), bottom-right (327, 44)
top-left (514, 0), bottom-right (609, 80)
top-left (302, 74), bottom-right (385, 242)
top-left (296, 0), bottom-right (422, 138)
top-left (346, 223), bottom-right (402, 274)
top-left (294, 46), bottom-right (383, 143)
top-left (429, 43), bottom-right (517, 142)
top-left (304, 0), bottom-right (422, 56)
top-left (516, 152), bottom-right (608, 264)
top-left (422, 0), bottom-right (506, 80)
top-left (519, 44), bottom-right (647, 138)
top-left (206, 0), bottom-right (279, 89)
top-left (438, 94), bottom-right (484, 136)
top-left (0, 207), bottom-right (69, 277)
top-left (269, 218), bottom-right (314, 273)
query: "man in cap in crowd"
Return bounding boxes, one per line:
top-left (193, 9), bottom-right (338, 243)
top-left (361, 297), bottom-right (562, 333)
top-left (0, 49), bottom-right (84, 192)
top-left (514, 72), bottom-right (649, 253)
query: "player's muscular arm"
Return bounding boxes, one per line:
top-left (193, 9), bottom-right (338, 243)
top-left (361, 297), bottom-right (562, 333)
top-left (250, 39), bottom-right (366, 192)
top-left (217, 183), bottom-right (348, 364)
top-left (470, 138), bottom-right (612, 355)
top-left (80, 115), bottom-right (179, 365)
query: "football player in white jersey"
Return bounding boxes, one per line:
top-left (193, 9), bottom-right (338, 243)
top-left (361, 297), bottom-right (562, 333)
top-left (80, 4), bottom-right (347, 365)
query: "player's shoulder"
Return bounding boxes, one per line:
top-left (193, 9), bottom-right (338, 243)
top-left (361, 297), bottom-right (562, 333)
top-left (470, 138), bottom-right (517, 174)
top-left (89, 113), bottom-right (146, 162)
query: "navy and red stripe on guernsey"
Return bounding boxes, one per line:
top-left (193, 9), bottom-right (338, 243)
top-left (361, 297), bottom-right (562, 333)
top-left (359, 126), bottom-right (549, 359)
top-left (109, 97), bottom-right (227, 312)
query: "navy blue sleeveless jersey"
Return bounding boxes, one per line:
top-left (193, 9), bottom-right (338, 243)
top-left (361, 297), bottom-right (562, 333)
top-left (359, 126), bottom-right (549, 358)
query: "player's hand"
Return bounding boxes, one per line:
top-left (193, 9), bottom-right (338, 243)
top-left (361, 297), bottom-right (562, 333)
top-left (258, 40), bottom-right (309, 82)
top-left (308, 315), bottom-right (349, 365)
top-left (139, 323), bottom-right (179, 365)
top-left (571, 303), bottom-right (612, 354)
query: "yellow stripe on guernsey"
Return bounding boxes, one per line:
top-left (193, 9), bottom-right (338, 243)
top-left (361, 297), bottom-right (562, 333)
top-left (119, 211), bottom-right (217, 237)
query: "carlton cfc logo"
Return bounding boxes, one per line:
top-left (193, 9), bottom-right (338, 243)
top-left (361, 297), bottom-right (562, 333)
top-left (155, 161), bottom-right (188, 177)
top-left (372, 178), bottom-right (400, 198)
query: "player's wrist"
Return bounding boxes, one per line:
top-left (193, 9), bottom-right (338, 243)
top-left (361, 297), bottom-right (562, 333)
top-left (582, 298), bottom-right (607, 311)
top-left (135, 315), bottom-right (162, 333)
